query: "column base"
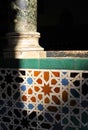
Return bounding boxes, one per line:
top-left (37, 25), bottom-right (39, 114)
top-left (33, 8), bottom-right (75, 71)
top-left (3, 32), bottom-right (46, 58)
top-left (3, 50), bottom-right (46, 59)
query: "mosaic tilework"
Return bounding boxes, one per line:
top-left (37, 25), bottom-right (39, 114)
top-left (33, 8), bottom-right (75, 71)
top-left (0, 69), bottom-right (88, 130)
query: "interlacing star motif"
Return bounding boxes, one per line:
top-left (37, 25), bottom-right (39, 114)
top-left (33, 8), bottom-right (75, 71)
top-left (21, 117), bottom-right (29, 128)
top-left (42, 84), bottom-right (52, 96)
top-left (5, 73), bottom-right (13, 84)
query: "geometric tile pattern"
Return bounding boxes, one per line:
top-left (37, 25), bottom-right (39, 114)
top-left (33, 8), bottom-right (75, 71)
top-left (0, 69), bottom-right (88, 130)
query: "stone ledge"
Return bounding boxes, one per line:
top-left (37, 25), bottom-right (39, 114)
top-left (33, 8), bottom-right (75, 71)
top-left (2, 50), bottom-right (88, 59)
top-left (46, 51), bottom-right (88, 58)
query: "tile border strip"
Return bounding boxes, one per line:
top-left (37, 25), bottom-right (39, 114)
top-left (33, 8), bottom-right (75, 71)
top-left (0, 58), bottom-right (88, 70)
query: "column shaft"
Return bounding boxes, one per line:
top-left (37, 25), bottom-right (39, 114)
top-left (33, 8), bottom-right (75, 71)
top-left (12, 0), bottom-right (37, 32)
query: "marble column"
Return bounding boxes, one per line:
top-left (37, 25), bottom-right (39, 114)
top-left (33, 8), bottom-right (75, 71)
top-left (4, 0), bottom-right (46, 58)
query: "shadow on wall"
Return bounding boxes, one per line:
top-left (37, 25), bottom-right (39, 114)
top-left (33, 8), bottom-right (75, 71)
top-left (0, 0), bottom-right (22, 60)
top-left (0, 0), bottom-right (8, 50)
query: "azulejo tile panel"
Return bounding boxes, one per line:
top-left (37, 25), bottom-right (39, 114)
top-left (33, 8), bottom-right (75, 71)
top-left (0, 69), bottom-right (88, 130)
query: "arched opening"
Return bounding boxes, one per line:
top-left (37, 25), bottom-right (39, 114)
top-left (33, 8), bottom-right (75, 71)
top-left (37, 0), bottom-right (88, 50)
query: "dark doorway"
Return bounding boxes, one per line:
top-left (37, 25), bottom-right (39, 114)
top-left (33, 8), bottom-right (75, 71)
top-left (37, 0), bottom-right (88, 50)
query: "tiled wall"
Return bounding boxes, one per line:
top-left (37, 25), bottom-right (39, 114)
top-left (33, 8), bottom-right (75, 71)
top-left (0, 68), bottom-right (88, 130)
